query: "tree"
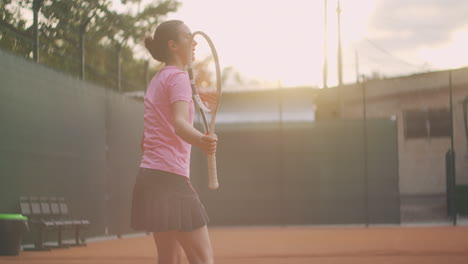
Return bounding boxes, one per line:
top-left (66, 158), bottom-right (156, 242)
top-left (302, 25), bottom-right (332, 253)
top-left (0, 0), bottom-right (181, 91)
top-left (0, 0), bottom-right (33, 56)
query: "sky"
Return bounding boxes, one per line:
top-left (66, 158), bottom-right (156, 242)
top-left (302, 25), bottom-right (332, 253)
top-left (113, 0), bottom-right (468, 90)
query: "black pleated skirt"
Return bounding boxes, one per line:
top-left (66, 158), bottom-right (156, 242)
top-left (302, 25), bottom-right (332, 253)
top-left (130, 168), bottom-right (210, 232)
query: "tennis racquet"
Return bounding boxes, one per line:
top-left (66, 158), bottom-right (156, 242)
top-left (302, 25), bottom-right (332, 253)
top-left (187, 31), bottom-right (222, 190)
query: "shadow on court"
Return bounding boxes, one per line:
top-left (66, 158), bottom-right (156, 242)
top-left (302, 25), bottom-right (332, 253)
top-left (1, 226), bottom-right (468, 264)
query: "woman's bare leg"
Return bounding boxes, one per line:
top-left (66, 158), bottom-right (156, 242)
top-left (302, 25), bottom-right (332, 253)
top-left (176, 225), bottom-right (214, 264)
top-left (153, 231), bottom-right (184, 264)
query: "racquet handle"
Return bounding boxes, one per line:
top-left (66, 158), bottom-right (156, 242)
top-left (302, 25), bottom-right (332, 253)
top-left (208, 152), bottom-right (218, 189)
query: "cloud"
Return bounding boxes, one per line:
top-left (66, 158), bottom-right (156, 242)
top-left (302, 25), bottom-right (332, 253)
top-left (367, 0), bottom-right (468, 51)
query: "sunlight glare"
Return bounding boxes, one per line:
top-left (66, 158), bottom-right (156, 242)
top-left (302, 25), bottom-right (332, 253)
top-left (418, 27), bottom-right (468, 69)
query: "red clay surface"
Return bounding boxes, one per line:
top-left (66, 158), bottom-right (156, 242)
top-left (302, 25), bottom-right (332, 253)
top-left (1, 226), bottom-right (468, 264)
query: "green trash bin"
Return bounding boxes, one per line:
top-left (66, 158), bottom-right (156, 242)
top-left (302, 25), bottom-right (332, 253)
top-left (0, 214), bottom-right (29, 256)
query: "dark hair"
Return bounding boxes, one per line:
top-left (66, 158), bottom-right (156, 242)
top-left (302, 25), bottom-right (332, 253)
top-left (144, 20), bottom-right (184, 63)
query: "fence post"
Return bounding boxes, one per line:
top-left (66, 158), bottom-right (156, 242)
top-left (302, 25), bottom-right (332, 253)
top-left (32, 0), bottom-right (43, 62)
top-left (447, 70), bottom-right (457, 225)
top-left (79, 17), bottom-right (92, 80)
top-left (116, 44), bottom-right (122, 92)
top-left (446, 150), bottom-right (456, 224)
top-left (144, 60), bottom-right (149, 90)
top-left (362, 75), bottom-right (369, 226)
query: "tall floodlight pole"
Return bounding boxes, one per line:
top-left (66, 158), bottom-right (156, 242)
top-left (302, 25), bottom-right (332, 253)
top-left (337, 0), bottom-right (343, 117)
top-left (355, 50), bottom-right (360, 83)
top-left (323, 0), bottom-right (328, 89)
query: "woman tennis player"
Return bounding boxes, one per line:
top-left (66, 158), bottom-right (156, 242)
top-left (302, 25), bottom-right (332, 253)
top-left (131, 20), bottom-right (216, 264)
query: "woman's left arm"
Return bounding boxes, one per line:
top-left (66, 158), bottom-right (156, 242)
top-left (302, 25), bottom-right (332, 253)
top-left (172, 101), bottom-right (217, 154)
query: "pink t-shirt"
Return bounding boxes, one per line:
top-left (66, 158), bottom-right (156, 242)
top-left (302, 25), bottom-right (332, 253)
top-left (140, 66), bottom-right (194, 177)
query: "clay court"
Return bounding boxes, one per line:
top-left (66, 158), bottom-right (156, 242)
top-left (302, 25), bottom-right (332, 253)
top-left (2, 225), bottom-right (468, 264)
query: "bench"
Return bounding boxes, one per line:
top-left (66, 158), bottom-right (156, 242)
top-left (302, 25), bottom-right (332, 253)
top-left (55, 197), bottom-right (90, 246)
top-left (19, 196), bottom-right (90, 250)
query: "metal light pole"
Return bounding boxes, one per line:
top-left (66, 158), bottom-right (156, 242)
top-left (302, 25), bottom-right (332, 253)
top-left (336, 0), bottom-right (343, 87)
top-left (355, 51), bottom-right (360, 83)
top-left (336, 0), bottom-right (343, 118)
top-left (323, 0), bottom-right (328, 89)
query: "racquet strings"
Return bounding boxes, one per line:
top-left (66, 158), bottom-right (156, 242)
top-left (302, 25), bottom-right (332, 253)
top-left (191, 34), bottom-right (220, 114)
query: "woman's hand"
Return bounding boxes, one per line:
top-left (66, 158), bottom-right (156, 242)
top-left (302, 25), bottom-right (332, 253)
top-left (198, 133), bottom-right (217, 154)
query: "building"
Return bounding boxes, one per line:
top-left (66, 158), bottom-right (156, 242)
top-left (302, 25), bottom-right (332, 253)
top-left (315, 67), bottom-right (468, 220)
top-left (216, 87), bottom-right (318, 124)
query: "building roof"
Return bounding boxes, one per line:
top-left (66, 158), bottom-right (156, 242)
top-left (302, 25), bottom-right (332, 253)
top-left (316, 66), bottom-right (468, 105)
